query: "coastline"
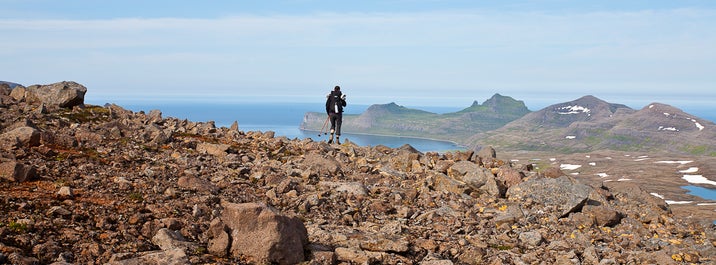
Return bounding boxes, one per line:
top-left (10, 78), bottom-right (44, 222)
top-left (299, 127), bottom-right (467, 150)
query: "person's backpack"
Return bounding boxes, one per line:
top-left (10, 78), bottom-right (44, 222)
top-left (331, 91), bottom-right (342, 113)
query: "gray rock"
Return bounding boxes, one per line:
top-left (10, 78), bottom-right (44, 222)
top-left (506, 176), bottom-right (592, 218)
top-left (25, 81), bottom-right (87, 108)
top-left (151, 228), bottom-right (196, 252)
top-left (519, 231), bottom-right (543, 247)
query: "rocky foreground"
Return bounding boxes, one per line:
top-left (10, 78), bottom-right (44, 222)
top-left (1, 82), bottom-right (716, 264)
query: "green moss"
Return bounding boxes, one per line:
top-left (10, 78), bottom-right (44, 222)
top-left (128, 192), bottom-right (144, 202)
top-left (7, 220), bottom-right (28, 233)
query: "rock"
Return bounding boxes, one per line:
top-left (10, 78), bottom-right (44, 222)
top-left (447, 161), bottom-right (494, 190)
top-left (151, 228), bottom-right (197, 253)
top-left (475, 145), bottom-right (496, 159)
top-left (506, 176), bottom-right (592, 218)
top-left (177, 175), bottom-right (219, 194)
top-left (0, 161), bottom-right (37, 182)
top-left (302, 153), bottom-right (342, 176)
top-left (9, 85), bottom-right (26, 101)
top-left (207, 218), bottom-right (230, 257)
top-left (0, 126), bottom-right (41, 149)
top-left (106, 249), bottom-right (190, 265)
top-left (218, 202), bottom-right (308, 265)
top-left (582, 205), bottom-right (621, 227)
top-left (519, 231), bottom-right (543, 248)
top-left (196, 142), bottom-right (230, 157)
top-left (56, 186), bottom-right (73, 197)
top-left (359, 237), bottom-right (410, 253)
top-left (25, 81), bottom-right (87, 108)
top-left (319, 181), bottom-right (368, 196)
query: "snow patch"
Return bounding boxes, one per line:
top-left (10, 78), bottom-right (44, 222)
top-left (666, 200), bottom-right (693, 205)
top-left (560, 164), bottom-right (582, 170)
top-left (556, 105), bottom-right (591, 115)
top-left (617, 178), bottom-right (632, 181)
top-left (682, 175), bottom-right (716, 186)
top-left (697, 203), bottom-right (716, 206)
top-left (649, 104), bottom-right (654, 109)
top-left (570, 172), bottom-right (580, 176)
top-left (596, 173), bottom-right (609, 178)
top-left (589, 162), bottom-right (596, 166)
top-left (664, 112), bottom-right (670, 116)
top-left (658, 126), bottom-right (679, 132)
top-left (690, 118), bottom-right (704, 131)
top-left (565, 135), bottom-right (576, 139)
top-left (637, 155), bottom-right (649, 158)
top-left (679, 167), bottom-right (699, 173)
top-left (549, 158), bottom-right (556, 162)
top-left (655, 160), bottom-right (693, 165)
top-left (650, 192), bottom-right (664, 199)
top-left (510, 159), bottom-right (519, 162)
top-left (633, 158), bottom-right (649, 162)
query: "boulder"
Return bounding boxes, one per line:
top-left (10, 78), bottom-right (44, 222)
top-left (506, 176), bottom-right (592, 218)
top-left (25, 81), bottom-right (87, 108)
top-left (213, 202), bottom-right (308, 265)
top-left (0, 161), bottom-right (37, 182)
top-left (9, 85), bottom-right (26, 101)
top-left (0, 126), bottom-right (41, 149)
top-left (301, 153), bottom-right (342, 176)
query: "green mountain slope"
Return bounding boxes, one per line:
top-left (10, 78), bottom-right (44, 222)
top-left (301, 93), bottom-right (531, 144)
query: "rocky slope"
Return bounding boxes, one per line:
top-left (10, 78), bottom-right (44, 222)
top-left (301, 94), bottom-right (530, 144)
top-left (2, 82), bottom-right (716, 264)
top-left (470, 95), bottom-right (716, 155)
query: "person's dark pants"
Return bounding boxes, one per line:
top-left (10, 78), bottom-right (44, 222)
top-left (329, 113), bottom-right (342, 136)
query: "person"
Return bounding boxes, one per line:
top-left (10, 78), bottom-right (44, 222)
top-left (325, 85), bottom-right (347, 144)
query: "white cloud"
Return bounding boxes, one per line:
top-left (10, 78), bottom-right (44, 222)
top-left (1, 8), bottom-right (715, 104)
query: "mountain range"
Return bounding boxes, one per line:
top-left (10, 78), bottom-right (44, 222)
top-left (302, 94), bottom-right (716, 156)
top-left (301, 93), bottom-right (530, 142)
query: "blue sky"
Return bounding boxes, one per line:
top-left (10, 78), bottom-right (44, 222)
top-left (1, 0), bottom-right (715, 110)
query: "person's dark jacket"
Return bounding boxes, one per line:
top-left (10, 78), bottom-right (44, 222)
top-left (326, 90), bottom-right (346, 114)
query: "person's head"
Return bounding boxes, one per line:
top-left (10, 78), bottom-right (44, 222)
top-left (334, 85), bottom-right (340, 91)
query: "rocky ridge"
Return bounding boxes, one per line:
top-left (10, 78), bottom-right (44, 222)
top-left (1, 82), bottom-right (716, 264)
top-left (471, 95), bottom-right (716, 155)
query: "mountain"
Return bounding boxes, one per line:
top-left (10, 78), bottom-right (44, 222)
top-left (0, 80), bottom-right (21, 88)
top-left (470, 95), bottom-right (716, 155)
top-left (300, 93), bottom-right (531, 143)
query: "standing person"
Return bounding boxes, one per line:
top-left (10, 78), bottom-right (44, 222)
top-left (325, 85), bottom-right (347, 144)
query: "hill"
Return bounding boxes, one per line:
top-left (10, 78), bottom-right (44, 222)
top-left (470, 95), bottom-right (716, 155)
top-left (0, 81), bottom-right (21, 88)
top-left (301, 93), bottom-right (530, 144)
top-left (3, 82), bottom-right (715, 264)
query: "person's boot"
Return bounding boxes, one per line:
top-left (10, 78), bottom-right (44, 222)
top-left (336, 136), bottom-right (341, 144)
top-left (328, 133), bottom-right (334, 144)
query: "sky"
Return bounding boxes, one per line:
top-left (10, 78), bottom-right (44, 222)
top-left (1, 0), bottom-right (715, 110)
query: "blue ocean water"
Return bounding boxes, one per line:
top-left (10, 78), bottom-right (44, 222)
top-left (99, 101), bottom-right (464, 152)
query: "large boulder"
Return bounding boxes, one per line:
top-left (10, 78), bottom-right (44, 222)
top-left (25, 81), bottom-right (87, 108)
top-left (210, 202), bottom-right (308, 265)
top-left (0, 161), bottom-right (37, 182)
top-left (506, 176), bottom-right (592, 218)
top-left (0, 126), bottom-right (41, 149)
